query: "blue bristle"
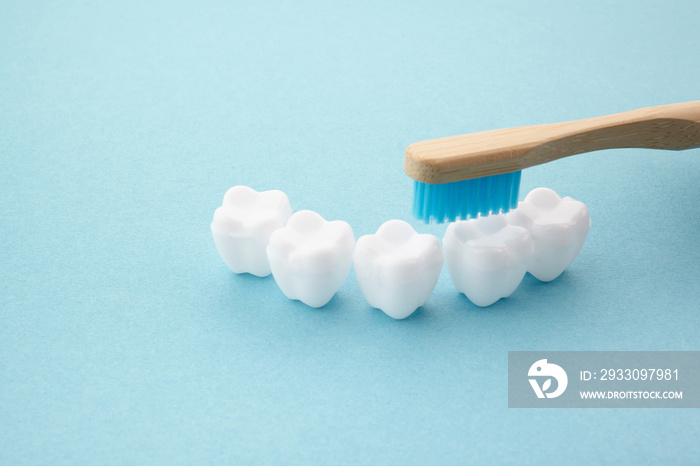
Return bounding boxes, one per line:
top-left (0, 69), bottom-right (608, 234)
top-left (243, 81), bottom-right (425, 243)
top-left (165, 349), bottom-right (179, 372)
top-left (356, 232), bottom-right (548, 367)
top-left (412, 171), bottom-right (522, 223)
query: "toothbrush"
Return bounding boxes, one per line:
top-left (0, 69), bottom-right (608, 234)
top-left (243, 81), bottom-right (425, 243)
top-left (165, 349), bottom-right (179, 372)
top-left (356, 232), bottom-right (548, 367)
top-left (405, 100), bottom-right (700, 223)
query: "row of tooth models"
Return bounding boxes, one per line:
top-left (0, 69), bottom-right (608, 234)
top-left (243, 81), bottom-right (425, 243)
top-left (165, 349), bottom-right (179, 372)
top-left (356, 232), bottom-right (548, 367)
top-left (211, 185), bottom-right (590, 319)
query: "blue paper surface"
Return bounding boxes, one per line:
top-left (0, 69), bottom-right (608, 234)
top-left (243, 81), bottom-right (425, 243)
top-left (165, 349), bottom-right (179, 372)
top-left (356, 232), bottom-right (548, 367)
top-left (1, 0), bottom-right (698, 463)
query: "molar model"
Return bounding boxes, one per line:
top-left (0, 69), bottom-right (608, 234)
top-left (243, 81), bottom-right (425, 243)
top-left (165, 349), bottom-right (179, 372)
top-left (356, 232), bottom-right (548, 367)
top-left (506, 188), bottom-right (591, 282)
top-left (353, 220), bottom-right (444, 320)
top-left (211, 186), bottom-right (292, 277)
top-left (266, 210), bottom-right (355, 308)
top-left (443, 215), bottom-right (532, 307)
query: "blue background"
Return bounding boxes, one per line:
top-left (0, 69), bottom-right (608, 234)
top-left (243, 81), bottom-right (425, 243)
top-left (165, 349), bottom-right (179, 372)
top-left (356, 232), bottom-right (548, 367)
top-left (2, 0), bottom-right (699, 463)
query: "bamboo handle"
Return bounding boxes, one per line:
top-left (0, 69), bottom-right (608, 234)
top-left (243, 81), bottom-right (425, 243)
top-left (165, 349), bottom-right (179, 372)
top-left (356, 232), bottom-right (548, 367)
top-left (405, 101), bottom-right (700, 184)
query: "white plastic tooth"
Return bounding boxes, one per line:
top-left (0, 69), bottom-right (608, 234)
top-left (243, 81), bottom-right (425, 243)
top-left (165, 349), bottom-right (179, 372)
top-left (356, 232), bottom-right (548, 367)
top-left (353, 220), bottom-right (444, 320)
top-left (211, 186), bottom-right (292, 277)
top-left (506, 187), bottom-right (591, 282)
top-left (443, 214), bottom-right (532, 307)
top-left (266, 210), bottom-right (355, 308)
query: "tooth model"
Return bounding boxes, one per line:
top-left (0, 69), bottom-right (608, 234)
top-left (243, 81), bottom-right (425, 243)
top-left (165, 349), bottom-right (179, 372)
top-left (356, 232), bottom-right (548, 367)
top-left (211, 186), bottom-right (292, 277)
top-left (443, 215), bottom-right (532, 307)
top-left (353, 220), bottom-right (444, 320)
top-left (266, 210), bottom-right (355, 308)
top-left (506, 188), bottom-right (591, 282)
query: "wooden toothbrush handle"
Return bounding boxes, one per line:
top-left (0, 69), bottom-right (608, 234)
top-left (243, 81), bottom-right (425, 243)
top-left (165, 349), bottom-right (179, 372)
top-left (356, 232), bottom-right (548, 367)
top-left (405, 101), bottom-right (700, 184)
